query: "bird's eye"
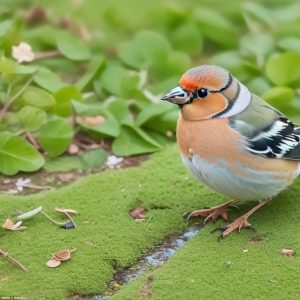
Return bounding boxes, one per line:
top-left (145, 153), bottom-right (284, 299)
top-left (197, 88), bottom-right (208, 99)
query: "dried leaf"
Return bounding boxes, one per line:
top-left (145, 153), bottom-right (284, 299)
top-left (58, 173), bottom-right (75, 182)
top-left (129, 207), bottom-right (146, 220)
top-left (12, 42), bottom-right (35, 63)
top-left (46, 258), bottom-right (61, 268)
top-left (53, 249), bottom-right (71, 261)
top-left (2, 219), bottom-right (27, 231)
top-left (80, 116), bottom-right (105, 125)
top-left (55, 208), bottom-right (77, 215)
top-left (68, 143), bottom-right (79, 154)
top-left (281, 249), bottom-right (294, 257)
top-left (22, 182), bottom-right (52, 190)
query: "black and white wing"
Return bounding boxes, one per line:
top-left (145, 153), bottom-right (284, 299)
top-left (229, 94), bottom-right (300, 160)
top-left (246, 116), bottom-right (300, 160)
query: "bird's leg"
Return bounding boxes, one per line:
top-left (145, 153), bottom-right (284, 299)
top-left (213, 199), bottom-right (268, 240)
top-left (185, 199), bottom-right (238, 224)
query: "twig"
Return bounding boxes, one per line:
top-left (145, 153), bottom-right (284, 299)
top-left (0, 247), bottom-right (28, 272)
top-left (33, 50), bottom-right (61, 61)
top-left (25, 131), bottom-right (40, 149)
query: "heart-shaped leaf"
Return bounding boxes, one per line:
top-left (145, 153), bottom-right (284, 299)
top-left (52, 86), bottom-right (82, 117)
top-left (112, 124), bottom-right (161, 156)
top-left (265, 52), bottom-right (300, 85)
top-left (38, 118), bottom-right (73, 157)
top-left (18, 106), bottom-right (47, 131)
top-left (57, 34), bottom-right (91, 61)
top-left (0, 132), bottom-right (44, 175)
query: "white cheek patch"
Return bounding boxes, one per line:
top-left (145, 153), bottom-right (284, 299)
top-left (217, 83), bottom-right (251, 118)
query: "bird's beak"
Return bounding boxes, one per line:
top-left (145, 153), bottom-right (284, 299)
top-left (161, 86), bottom-right (191, 105)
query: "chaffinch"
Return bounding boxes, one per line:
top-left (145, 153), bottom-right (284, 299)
top-left (161, 65), bottom-right (300, 239)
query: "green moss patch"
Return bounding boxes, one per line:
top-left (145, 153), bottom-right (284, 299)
top-left (1, 145), bottom-right (300, 299)
top-left (112, 170), bottom-right (300, 299)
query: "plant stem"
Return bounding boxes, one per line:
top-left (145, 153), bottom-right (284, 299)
top-left (0, 247), bottom-right (28, 272)
top-left (41, 210), bottom-right (66, 226)
top-left (64, 212), bottom-right (76, 228)
top-left (33, 50), bottom-right (61, 61)
top-left (0, 76), bottom-right (35, 122)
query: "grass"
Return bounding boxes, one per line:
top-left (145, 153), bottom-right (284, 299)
top-left (1, 145), bottom-right (300, 299)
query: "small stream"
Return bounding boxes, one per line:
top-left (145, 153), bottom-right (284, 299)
top-left (88, 223), bottom-right (202, 300)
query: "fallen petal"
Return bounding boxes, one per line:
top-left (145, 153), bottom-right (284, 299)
top-left (46, 259), bottom-right (61, 268)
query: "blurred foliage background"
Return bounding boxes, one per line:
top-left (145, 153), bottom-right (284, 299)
top-left (1, 0), bottom-right (300, 175)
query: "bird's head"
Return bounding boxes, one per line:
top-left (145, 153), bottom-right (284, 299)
top-left (161, 65), bottom-right (251, 120)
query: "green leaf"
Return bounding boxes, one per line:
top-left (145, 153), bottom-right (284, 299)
top-left (76, 56), bottom-right (106, 91)
top-left (136, 102), bottom-right (174, 127)
top-left (262, 87), bottom-right (294, 110)
top-left (33, 68), bottom-right (63, 93)
top-left (80, 149), bottom-right (107, 169)
top-left (18, 106), bottom-right (47, 131)
top-left (0, 20), bottom-right (12, 37)
top-left (265, 52), bottom-right (300, 85)
top-left (118, 30), bottom-right (171, 70)
top-left (100, 65), bottom-right (128, 96)
top-left (240, 33), bottom-right (274, 67)
top-left (0, 132), bottom-right (44, 175)
top-left (194, 8), bottom-right (236, 47)
top-left (57, 34), bottom-right (91, 61)
top-left (44, 156), bottom-right (83, 172)
top-left (17, 207), bottom-right (43, 221)
top-left (104, 99), bottom-right (133, 125)
top-left (170, 22), bottom-right (203, 55)
top-left (44, 149), bottom-right (108, 172)
top-left (243, 2), bottom-right (275, 27)
top-left (277, 37), bottom-right (300, 52)
top-left (20, 86), bottom-right (56, 109)
top-left (112, 124), bottom-right (161, 156)
top-left (71, 101), bottom-right (102, 115)
top-left (143, 110), bottom-right (178, 133)
top-left (78, 111), bottom-right (120, 138)
top-left (247, 77), bottom-right (272, 95)
top-left (52, 86), bottom-right (82, 117)
top-left (38, 118), bottom-right (73, 157)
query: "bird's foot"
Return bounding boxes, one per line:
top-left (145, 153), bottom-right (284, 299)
top-left (211, 199), bottom-right (268, 240)
top-left (184, 199), bottom-right (238, 224)
top-left (212, 216), bottom-right (255, 240)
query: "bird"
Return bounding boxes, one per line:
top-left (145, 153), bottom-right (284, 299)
top-left (161, 64), bottom-right (300, 239)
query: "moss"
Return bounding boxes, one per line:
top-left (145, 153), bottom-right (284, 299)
top-left (112, 164), bottom-right (300, 299)
top-left (0, 145), bottom-right (201, 299)
top-left (1, 144), bottom-right (300, 299)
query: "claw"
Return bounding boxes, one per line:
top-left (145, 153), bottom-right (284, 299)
top-left (247, 226), bottom-right (256, 232)
top-left (218, 235), bottom-right (225, 241)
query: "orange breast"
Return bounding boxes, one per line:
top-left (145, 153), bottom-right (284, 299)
top-left (176, 115), bottom-right (298, 180)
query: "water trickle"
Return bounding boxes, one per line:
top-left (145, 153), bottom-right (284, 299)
top-left (87, 224), bottom-right (202, 300)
